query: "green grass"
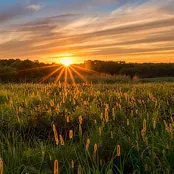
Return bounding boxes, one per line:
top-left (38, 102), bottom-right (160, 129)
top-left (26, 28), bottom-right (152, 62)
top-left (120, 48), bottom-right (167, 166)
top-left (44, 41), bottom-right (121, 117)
top-left (140, 77), bottom-right (174, 83)
top-left (0, 83), bottom-right (174, 173)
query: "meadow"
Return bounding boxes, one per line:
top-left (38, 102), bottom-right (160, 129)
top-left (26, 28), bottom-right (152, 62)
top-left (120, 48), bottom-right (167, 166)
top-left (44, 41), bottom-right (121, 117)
top-left (0, 82), bottom-right (174, 173)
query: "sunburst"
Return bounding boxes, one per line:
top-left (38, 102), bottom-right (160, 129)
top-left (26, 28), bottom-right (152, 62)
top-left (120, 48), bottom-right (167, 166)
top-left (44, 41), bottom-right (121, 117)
top-left (0, 57), bottom-right (98, 86)
top-left (38, 59), bottom-right (99, 85)
top-left (60, 58), bottom-right (72, 67)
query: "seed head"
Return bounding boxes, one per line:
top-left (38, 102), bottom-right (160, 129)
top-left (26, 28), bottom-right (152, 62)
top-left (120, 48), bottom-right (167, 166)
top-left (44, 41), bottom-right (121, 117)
top-left (69, 130), bottom-right (73, 139)
top-left (94, 143), bottom-right (98, 153)
top-left (59, 135), bottom-right (65, 145)
top-left (54, 160), bottom-right (59, 174)
top-left (78, 165), bottom-right (81, 174)
top-left (52, 124), bottom-right (59, 145)
top-left (71, 160), bottom-right (75, 169)
top-left (143, 119), bottom-right (147, 132)
top-left (85, 138), bottom-right (90, 151)
top-left (79, 116), bottom-right (83, 125)
top-left (116, 145), bottom-right (121, 157)
top-left (66, 116), bottom-right (70, 123)
top-left (127, 119), bottom-right (130, 126)
top-left (0, 158), bottom-right (3, 174)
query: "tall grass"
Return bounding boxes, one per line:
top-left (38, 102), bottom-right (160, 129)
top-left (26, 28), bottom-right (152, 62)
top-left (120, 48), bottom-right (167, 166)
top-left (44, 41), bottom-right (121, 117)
top-left (0, 83), bottom-right (174, 173)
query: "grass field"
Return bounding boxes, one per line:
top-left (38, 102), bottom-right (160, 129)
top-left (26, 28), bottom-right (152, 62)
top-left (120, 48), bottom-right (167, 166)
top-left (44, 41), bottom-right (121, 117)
top-left (0, 82), bottom-right (174, 173)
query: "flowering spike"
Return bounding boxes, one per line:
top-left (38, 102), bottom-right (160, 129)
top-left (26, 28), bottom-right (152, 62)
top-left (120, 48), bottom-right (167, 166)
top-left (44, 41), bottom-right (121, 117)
top-left (52, 123), bottom-right (59, 145)
top-left (54, 160), bottom-right (59, 174)
top-left (116, 145), bottom-right (121, 157)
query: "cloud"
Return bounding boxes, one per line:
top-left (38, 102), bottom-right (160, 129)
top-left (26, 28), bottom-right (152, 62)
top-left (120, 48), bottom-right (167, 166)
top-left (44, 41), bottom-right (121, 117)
top-left (0, 5), bottom-right (27, 23)
top-left (0, 0), bottom-right (174, 63)
top-left (0, 3), bottom-right (41, 24)
top-left (27, 4), bottom-right (41, 11)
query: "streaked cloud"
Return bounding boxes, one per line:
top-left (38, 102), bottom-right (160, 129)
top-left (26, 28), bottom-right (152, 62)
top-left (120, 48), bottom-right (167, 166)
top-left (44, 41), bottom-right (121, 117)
top-left (0, 0), bottom-right (174, 63)
top-left (0, 5), bottom-right (26, 23)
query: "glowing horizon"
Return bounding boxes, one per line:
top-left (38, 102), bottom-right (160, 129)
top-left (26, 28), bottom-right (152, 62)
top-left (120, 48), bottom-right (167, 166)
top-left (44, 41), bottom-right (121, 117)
top-left (60, 58), bottom-right (73, 67)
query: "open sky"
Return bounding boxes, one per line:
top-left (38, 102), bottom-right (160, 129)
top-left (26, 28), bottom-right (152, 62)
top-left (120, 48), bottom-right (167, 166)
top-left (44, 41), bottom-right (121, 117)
top-left (0, 0), bottom-right (174, 63)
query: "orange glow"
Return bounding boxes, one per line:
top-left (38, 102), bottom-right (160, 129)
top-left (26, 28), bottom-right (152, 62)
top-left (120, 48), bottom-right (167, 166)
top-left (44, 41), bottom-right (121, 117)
top-left (37, 59), bottom-right (90, 85)
top-left (60, 58), bottom-right (73, 67)
top-left (70, 66), bottom-right (87, 82)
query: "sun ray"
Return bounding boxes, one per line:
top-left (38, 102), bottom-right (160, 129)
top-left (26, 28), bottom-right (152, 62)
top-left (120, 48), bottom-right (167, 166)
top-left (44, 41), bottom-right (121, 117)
top-left (18, 64), bottom-right (59, 73)
top-left (0, 64), bottom-right (60, 76)
top-left (72, 64), bottom-right (99, 74)
top-left (70, 66), bottom-right (87, 83)
top-left (64, 67), bottom-right (68, 85)
top-left (67, 67), bottom-right (76, 85)
top-left (55, 67), bottom-right (65, 84)
top-left (39, 65), bottom-right (63, 83)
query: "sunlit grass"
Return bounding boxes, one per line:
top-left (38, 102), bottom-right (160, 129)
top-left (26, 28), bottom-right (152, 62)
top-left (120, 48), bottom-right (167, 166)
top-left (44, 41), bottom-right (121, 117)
top-left (0, 83), bottom-right (174, 173)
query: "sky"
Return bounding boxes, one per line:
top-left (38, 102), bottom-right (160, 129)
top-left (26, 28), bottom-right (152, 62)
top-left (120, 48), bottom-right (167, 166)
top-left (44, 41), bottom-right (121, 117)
top-left (0, 0), bottom-right (174, 63)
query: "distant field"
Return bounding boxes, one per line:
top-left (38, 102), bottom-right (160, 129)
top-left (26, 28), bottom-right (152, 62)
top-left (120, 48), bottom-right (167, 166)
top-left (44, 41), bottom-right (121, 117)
top-left (0, 83), bottom-right (174, 173)
top-left (140, 77), bottom-right (174, 83)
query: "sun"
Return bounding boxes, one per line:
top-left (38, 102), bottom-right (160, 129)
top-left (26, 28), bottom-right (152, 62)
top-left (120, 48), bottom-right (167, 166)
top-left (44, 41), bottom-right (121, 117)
top-left (60, 58), bottom-right (73, 67)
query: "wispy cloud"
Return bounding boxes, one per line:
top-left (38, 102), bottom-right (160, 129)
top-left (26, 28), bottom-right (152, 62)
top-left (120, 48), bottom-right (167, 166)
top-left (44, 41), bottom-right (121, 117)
top-left (0, 3), bottom-right (41, 24)
top-left (0, 0), bottom-right (174, 62)
top-left (0, 5), bottom-right (26, 23)
top-left (27, 4), bottom-right (41, 11)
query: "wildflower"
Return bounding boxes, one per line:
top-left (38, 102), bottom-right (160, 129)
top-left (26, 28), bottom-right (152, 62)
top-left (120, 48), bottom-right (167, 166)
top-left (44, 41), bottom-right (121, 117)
top-left (59, 135), bottom-right (65, 145)
top-left (94, 143), bottom-right (98, 153)
top-left (0, 158), bottom-right (3, 174)
top-left (54, 160), bottom-right (59, 174)
top-left (50, 100), bottom-right (54, 107)
top-left (85, 138), bottom-right (90, 151)
top-left (99, 127), bottom-right (102, 136)
top-left (164, 120), bottom-right (170, 133)
top-left (79, 116), bottom-right (83, 125)
top-left (169, 123), bottom-right (173, 137)
top-left (105, 107), bottom-right (109, 123)
top-left (58, 81), bottom-right (61, 88)
top-left (93, 144), bottom-right (98, 159)
top-left (66, 116), bottom-right (70, 123)
top-left (79, 124), bottom-right (82, 136)
top-left (71, 160), bottom-right (74, 169)
top-left (131, 110), bottom-right (134, 117)
top-left (116, 145), bottom-right (121, 157)
top-left (77, 165), bottom-right (81, 174)
top-left (141, 129), bottom-right (146, 142)
top-left (112, 108), bottom-right (115, 120)
top-left (69, 130), bottom-right (73, 139)
top-left (127, 119), bottom-right (130, 126)
top-left (52, 123), bottom-right (59, 145)
top-left (143, 119), bottom-right (147, 132)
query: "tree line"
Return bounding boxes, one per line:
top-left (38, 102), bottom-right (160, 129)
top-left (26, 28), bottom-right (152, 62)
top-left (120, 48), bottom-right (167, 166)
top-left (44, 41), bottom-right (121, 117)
top-left (0, 59), bottom-right (59, 83)
top-left (0, 59), bottom-right (174, 83)
top-left (84, 60), bottom-right (174, 78)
